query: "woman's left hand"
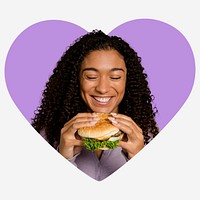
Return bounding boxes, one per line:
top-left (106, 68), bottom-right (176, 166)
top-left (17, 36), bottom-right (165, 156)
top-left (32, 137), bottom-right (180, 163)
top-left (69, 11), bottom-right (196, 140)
top-left (109, 113), bottom-right (144, 160)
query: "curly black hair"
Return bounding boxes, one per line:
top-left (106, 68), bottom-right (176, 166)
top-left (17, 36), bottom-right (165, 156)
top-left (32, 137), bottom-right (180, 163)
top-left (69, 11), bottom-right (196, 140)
top-left (32, 30), bottom-right (159, 148)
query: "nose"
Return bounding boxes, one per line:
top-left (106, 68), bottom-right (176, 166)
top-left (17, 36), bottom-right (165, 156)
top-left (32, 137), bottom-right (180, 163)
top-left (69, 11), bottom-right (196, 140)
top-left (95, 76), bottom-right (109, 94)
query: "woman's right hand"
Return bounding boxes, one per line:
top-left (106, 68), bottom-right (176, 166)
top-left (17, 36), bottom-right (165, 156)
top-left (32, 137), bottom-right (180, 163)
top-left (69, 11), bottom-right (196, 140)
top-left (58, 113), bottom-right (99, 159)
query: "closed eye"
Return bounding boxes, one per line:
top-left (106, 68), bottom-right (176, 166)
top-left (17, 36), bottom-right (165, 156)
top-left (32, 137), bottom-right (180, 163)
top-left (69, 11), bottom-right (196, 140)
top-left (110, 76), bottom-right (121, 80)
top-left (85, 75), bottom-right (98, 80)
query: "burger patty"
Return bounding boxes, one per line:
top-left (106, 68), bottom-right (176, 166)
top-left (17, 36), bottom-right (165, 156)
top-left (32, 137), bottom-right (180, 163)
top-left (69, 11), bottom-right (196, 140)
top-left (112, 131), bottom-right (122, 137)
top-left (95, 131), bottom-right (122, 141)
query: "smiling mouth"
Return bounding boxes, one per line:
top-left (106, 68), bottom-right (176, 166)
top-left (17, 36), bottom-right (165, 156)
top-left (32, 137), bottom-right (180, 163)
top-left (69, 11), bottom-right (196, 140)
top-left (93, 96), bottom-right (112, 103)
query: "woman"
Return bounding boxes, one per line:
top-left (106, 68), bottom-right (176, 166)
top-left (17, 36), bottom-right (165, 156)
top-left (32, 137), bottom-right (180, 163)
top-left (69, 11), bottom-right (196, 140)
top-left (32, 30), bottom-right (159, 181)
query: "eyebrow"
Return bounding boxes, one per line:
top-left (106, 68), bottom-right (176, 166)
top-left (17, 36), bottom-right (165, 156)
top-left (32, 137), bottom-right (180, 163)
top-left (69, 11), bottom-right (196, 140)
top-left (110, 68), bottom-right (125, 72)
top-left (82, 67), bottom-right (98, 72)
top-left (82, 67), bottom-right (125, 72)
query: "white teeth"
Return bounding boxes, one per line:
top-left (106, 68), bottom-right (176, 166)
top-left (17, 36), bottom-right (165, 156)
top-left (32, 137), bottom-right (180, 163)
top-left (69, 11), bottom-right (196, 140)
top-left (94, 97), bottom-right (111, 103)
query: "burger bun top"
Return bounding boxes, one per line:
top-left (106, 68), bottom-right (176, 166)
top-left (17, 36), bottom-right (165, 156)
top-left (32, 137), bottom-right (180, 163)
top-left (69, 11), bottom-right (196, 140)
top-left (78, 113), bottom-right (119, 140)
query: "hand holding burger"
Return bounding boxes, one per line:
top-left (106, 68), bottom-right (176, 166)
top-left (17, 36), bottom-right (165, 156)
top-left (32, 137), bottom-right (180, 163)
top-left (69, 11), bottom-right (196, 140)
top-left (59, 113), bottom-right (99, 159)
top-left (59, 112), bottom-right (144, 160)
top-left (108, 113), bottom-right (144, 159)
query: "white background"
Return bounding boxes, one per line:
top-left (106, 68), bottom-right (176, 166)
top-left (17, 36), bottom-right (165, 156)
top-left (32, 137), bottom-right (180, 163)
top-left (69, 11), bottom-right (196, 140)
top-left (1, 1), bottom-right (200, 199)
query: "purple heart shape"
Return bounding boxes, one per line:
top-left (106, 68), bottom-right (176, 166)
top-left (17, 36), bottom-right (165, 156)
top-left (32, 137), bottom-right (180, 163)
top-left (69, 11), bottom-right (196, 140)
top-left (5, 19), bottom-right (195, 131)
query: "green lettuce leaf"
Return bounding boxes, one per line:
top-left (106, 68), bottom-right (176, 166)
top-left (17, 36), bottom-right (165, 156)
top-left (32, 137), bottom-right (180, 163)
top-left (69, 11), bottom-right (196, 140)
top-left (83, 138), bottom-right (119, 151)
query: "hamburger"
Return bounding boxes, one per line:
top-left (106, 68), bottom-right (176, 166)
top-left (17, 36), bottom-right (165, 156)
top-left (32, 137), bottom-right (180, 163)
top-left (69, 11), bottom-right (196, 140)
top-left (78, 113), bottom-right (123, 151)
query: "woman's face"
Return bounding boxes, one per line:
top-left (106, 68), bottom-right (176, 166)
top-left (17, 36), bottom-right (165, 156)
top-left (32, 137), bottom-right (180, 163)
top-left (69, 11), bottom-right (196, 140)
top-left (80, 49), bottom-right (127, 114)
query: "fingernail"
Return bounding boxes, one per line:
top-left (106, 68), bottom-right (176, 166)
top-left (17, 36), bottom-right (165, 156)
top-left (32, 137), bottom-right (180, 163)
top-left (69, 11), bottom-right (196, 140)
top-left (112, 120), bottom-right (118, 124)
top-left (108, 117), bottom-right (115, 121)
top-left (111, 113), bottom-right (117, 116)
top-left (89, 120), bottom-right (97, 125)
top-left (93, 117), bottom-right (100, 120)
top-left (108, 117), bottom-right (118, 124)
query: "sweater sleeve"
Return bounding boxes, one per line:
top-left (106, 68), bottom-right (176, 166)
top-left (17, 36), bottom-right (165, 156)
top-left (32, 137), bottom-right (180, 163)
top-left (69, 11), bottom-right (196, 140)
top-left (67, 153), bottom-right (81, 167)
top-left (56, 145), bottom-right (80, 167)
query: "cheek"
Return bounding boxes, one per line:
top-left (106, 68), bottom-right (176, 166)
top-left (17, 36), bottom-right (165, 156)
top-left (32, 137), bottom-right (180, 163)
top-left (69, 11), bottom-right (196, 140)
top-left (119, 88), bottom-right (126, 99)
top-left (80, 80), bottom-right (92, 96)
top-left (116, 80), bottom-right (126, 95)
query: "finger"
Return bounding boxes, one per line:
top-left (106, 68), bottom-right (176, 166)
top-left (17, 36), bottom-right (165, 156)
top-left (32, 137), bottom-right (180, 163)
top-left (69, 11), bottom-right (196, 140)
top-left (73, 138), bottom-right (84, 146)
top-left (62, 113), bottom-right (99, 136)
top-left (61, 121), bottom-right (96, 138)
top-left (111, 113), bottom-right (132, 121)
top-left (110, 114), bottom-right (142, 135)
top-left (63, 112), bottom-right (98, 127)
top-left (109, 119), bottom-right (138, 141)
top-left (118, 140), bottom-right (129, 149)
top-left (60, 135), bottom-right (84, 148)
top-left (109, 116), bottom-right (144, 143)
top-left (111, 113), bottom-right (142, 132)
top-left (118, 140), bottom-right (133, 154)
top-left (118, 140), bottom-right (144, 159)
top-left (64, 117), bottom-right (100, 129)
top-left (109, 116), bottom-right (136, 133)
